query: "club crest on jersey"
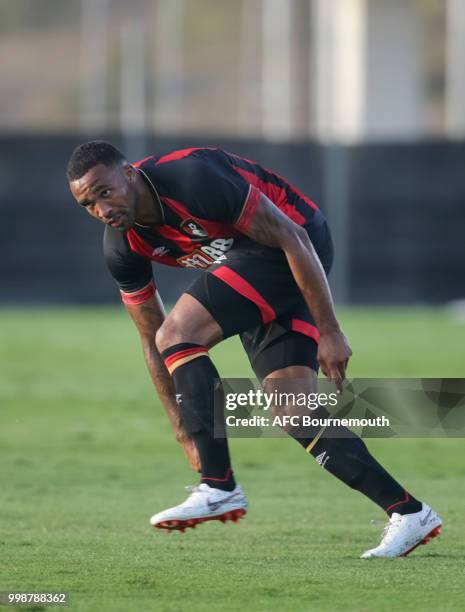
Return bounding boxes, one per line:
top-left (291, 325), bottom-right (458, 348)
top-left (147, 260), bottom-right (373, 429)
top-left (180, 218), bottom-right (209, 240)
top-left (152, 246), bottom-right (170, 257)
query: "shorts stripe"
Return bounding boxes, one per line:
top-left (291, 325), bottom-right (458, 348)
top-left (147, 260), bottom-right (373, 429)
top-left (211, 266), bottom-right (276, 324)
top-left (291, 318), bottom-right (320, 343)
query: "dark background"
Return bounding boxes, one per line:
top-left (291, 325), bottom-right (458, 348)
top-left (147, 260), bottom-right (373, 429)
top-left (2, 135), bottom-right (464, 305)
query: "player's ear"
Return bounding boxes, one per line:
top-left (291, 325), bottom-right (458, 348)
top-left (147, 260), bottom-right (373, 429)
top-left (124, 164), bottom-right (137, 184)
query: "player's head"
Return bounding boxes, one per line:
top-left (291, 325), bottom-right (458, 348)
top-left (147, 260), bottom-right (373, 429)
top-left (67, 140), bottom-right (139, 231)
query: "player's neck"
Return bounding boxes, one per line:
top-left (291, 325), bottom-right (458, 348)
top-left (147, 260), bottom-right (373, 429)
top-left (134, 168), bottom-right (164, 226)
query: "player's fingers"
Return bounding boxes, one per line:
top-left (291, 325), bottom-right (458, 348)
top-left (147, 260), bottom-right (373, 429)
top-left (328, 366), bottom-right (343, 393)
top-left (318, 357), bottom-right (329, 378)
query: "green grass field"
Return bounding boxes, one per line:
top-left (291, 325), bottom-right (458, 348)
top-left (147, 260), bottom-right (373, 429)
top-left (1, 307), bottom-right (465, 611)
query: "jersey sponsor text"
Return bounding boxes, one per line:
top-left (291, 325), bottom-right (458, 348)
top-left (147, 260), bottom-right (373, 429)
top-left (176, 238), bottom-right (234, 269)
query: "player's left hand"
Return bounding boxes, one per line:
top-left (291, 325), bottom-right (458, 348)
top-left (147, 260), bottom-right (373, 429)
top-left (317, 329), bottom-right (352, 393)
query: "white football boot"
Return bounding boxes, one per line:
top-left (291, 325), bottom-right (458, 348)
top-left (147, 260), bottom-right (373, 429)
top-left (361, 503), bottom-right (442, 558)
top-left (150, 483), bottom-right (248, 532)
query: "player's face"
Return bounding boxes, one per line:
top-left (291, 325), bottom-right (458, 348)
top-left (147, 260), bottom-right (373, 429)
top-left (69, 163), bottom-right (138, 231)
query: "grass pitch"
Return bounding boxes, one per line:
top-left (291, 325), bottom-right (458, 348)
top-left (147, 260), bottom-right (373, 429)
top-left (1, 307), bottom-right (465, 611)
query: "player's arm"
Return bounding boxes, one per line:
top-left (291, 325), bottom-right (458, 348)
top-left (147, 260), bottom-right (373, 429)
top-left (123, 292), bottom-right (200, 471)
top-left (239, 193), bottom-right (352, 391)
top-left (103, 227), bottom-right (199, 470)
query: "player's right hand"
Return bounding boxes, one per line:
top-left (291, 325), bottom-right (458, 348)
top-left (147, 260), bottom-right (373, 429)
top-left (317, 329), bottom-right (352, 394)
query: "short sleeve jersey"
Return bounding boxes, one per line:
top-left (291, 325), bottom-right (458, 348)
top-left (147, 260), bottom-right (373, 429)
top-left (103, 147), bottom-right (321, 303)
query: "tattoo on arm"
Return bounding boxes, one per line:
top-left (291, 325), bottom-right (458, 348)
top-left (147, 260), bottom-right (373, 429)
top-left (240, 193), bottom-right (339, 332)
top-left (125, 295), bottom-right (176, 410)
top-left (124, 294), bottom-right (201, 470)
top-left (243, 196), bottom-right (294, 247)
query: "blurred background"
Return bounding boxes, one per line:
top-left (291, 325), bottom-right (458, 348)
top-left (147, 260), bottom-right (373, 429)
top-left (1, 0), bottom-right (464, 305)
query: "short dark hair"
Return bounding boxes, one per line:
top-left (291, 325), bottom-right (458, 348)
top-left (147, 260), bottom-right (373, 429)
top-left (66, 140), bottom-right (127, 181)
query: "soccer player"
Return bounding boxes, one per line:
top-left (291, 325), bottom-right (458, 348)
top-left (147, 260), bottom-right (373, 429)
top-left (67, 141), bottom-right (441, 558)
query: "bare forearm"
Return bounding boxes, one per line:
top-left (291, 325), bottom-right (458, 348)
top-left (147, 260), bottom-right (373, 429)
top-left (284, 232), bottom-right (352, 387)
top-left (126, 296), bottom-right (200, 469)
top-left (126, 297), bottom-right (184, 437)
top-left (284, 229), bottom-right (340, 333)
top-left (243, 194), bottom-right (339, 332)
top-left (141, 342), bottom-right (182, 434)
top-left (142, 341), bottom-right (177, 422)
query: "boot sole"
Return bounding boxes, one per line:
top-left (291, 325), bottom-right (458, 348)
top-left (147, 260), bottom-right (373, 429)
top-left (153, 508), bottom-right (247, 533)
top-left (401, 524), bottom-right (442, 557)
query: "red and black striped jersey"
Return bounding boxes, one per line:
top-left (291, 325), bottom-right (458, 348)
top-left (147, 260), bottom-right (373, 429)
top-left (103, 147), bottom-right (325, 304)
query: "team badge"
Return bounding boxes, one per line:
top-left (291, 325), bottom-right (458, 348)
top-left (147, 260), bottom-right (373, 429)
top-left (180, 218), bottom-right (209, 239)
top-left (152, 246), bottom-right (170, 257)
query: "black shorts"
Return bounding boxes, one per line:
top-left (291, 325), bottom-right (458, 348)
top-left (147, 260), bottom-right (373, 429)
top-left (186, 218), bottom-right (334, 379)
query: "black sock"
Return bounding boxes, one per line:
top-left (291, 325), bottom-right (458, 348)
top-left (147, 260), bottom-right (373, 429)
top-left (292, 412), bottom-right (422, 516)
top-left (162, 343), bottom-right (236, 492)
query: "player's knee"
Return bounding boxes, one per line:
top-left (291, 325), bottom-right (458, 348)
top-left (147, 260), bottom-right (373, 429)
top-left (155, 319), bottom-right (185, 353)
top-left (156, 311), bottom-right (215, 353)
top-left (264, 365), bottom-right (318, 388)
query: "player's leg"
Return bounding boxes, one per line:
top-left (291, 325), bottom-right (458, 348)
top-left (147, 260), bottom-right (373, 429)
top-left (155, 293), bottom-right (236, 492)
top-left (249, 331), bottom-right (442, 557)
top-left (261, 360), bottom-right (423, 513)
top-left (150, 282), bottom-right (264, 531)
